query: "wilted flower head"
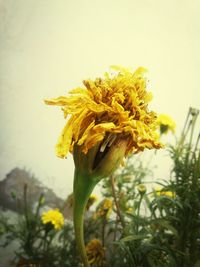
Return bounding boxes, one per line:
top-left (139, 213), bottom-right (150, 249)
top-left (41, 209), bottom-right (64, 230)
top-left (45, 66), bottom-right (163, 160)
top-left (86, 239), bottom-right (105, 266)
top-left (156, 114), bottom-right (176, 134)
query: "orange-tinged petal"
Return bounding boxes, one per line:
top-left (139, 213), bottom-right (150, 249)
top-left (56, 117), bottom-right (73, 158)
top-left (78, 120), bottom-right (95, 145)
top-left (72, 109), bottom-right (89, 142)
top-left (93, 122), bottom-right (116, 133)
top-left (83, 132), bottom-right (105, 153)
top-left (111, 97), bottom-right (124, 113)
top-left (69, 87), bottom-right (89, 95)
top-left (44, 96), bottom-right (68, 106)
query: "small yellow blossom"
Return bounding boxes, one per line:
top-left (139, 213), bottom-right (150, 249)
top-left (137, 184), bottom-right (147, 195)
top-left (126, 207), bottom-right (134, 214)
top-left (156, 190), bottom-right (176, 198)
top-left (156, 114), bottom-right (176, 134)
top-left (86, 194), bottom-right (98, 210)
top-left (86, 239), bottom-right (105, 266)
top-left (123, 175), bottom-right (132, 182)
top-left (65, 193), bottom-right (97, 210)
top-left (95, 198), bottom-right (113, 219)
top-left (41, 209), bottom-right (64, 230)
top-left (45, 66), bottom-right (163, 158)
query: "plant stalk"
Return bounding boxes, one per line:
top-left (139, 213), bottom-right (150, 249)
top-left (73, 169), bottom-right (96, 267)
top-left (110, 175), bottom-right (125, 229)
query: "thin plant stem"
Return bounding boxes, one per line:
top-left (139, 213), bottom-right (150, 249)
top-left (23, 184), bottom-right (29, 225)
top-left (35, 193), bottom-right (44, 220)
top-left (194, 133), bottom-right (200, 152)
top-left (113, 214), bottom-right (118, 242)
top-left (101, 216), bottom-right (106, 247)
top-left (73, 169), bottom-right (97, 267)
top-left (181, 108), bottom-right (190, 138)
top-left (136, 195), bottom-right (143, 234)
top-left (110, 175), bottom-right (125, 229)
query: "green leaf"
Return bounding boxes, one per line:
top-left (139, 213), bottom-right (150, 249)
top-left (120, 234), bottom-right (147, 242)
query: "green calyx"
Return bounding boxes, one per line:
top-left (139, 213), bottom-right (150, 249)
top-left (73, 139), bottom-right (128, 181)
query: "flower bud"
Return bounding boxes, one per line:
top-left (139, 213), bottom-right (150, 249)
top-left (137, 184), bottom-right (147, 195)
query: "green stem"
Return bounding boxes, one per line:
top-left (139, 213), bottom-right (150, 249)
top-left (136, 195), bottom-right (143, 234)
top-left (101, 216), bottom-right (106, 247)
top-left (73, 169), bottom-right (97, 267)
top-left (110, 175), bottom-right (125, 229)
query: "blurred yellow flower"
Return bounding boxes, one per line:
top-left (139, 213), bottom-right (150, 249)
top-left (86, 194), bottom-right (98, 210)
top-left (156, 114), bottom-right (176, 134)
top-left (64, 193), bottom-right (97, 211)
top-left (137, 184), bottom-right (147, 194)
top-left (126, 207), bottom-right (134, 214)
top-left (86, 239), bottom-right (105, 267)
top-left (95, 198), bottom-right (113, 219)
top-left (45, 66), bottom-right (163, 158)
top-left (41, 209), bottom-right (64, 230)
top-left (156, 190), bottom-right (176, 198)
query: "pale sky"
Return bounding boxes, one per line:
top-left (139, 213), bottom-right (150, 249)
top-left (0, 0), bottom-right (199, 198)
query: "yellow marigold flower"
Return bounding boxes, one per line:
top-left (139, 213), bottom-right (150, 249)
top-left (156, 114), bottom-right (176, 134)
top-left (41, 209), bottom-right (64, 230)
top-left (45, 66), bottom-right (163, 158)
top-left (86, 239), bottom-right (105, 267)
top-left (45, 67), bottom-right (164, 267)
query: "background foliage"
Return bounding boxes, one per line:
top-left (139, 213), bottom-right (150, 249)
top-left (0, 108), bottom-right (199, 267)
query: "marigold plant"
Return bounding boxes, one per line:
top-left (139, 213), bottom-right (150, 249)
top-left (45, 66), bottom-right (164, 267)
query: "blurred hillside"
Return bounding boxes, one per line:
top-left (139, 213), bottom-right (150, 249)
top-left (0, 167), bottom-right (64, 213)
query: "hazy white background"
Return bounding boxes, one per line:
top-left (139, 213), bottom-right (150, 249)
top-left (0, 0), bottom-right (199, 198)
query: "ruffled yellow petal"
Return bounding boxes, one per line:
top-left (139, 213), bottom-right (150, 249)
top-left (71, 109), bottom-right (89, 142)
top-left (78, 120), bottom-right (95, 145)
top-left (56, 117), bottom-right (73, 158)
top-left (93, 122), bottom-right (116, 132)
top-left (44, 96), bottom-right (69, 106)
top-left (83, 132), bottom-right (105, 153)
top-left (69, 87), bottom-right (89, 95)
